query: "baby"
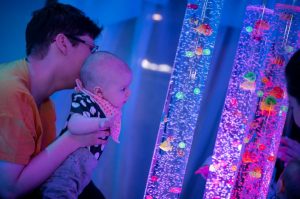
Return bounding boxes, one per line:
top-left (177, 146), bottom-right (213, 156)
top-left (41, 51), bottom-right (132, 198)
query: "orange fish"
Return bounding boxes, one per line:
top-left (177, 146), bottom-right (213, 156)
top-left (270, 55), bottom-right (285, 66)
top-left (242, 151), bottom-right (258, 163)
top-left (159, 136), bottom-right (174, 152)
top-left (232, 165), bottom-right (237, 171)
top-left (195, 47), bottom-right (203, 55)
top-left (260, 101), bottom-right (275, 112)
top-left (194, 24), bottom-right (213, 36)
top-left (262, 76), bottom-right (273, 87)
top-left (242, 151), bottom-right (253, 163)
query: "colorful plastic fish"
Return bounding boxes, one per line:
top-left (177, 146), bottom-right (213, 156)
top-left (269, 86), bottom-right (284, 99)
top-left (243, 72), bottom-right (256, 82)
top-left (258, 144), bottom-right (266, 151)
top-left (151, 175), bottom-right (158, 182)
top-left (187, 3), bottom-right (198, 10)
top-left (252, 29), bottom-right (263, 41)
top-left (250, 119), bottom-right (261, 129)
top-left (267, 155), bottom-right (275, 162)
top-left (261, 76), bottom-right (273, 87)
top-left (231, 165), bottom-right (237, 171)
top-left (242, 151), bottom-right (253, 163)
top-left (195, 47), bottom-right (203, 55)
top-left (254, 19), bottom-right (270, 31)
top-left (230, 98), bottom-right (238, 107)
top-left (189, 17), bottom-right (199, 25)
top-left (244, 137), bottom-right (250, 143)
top-left (265, 96), bottom-right (277, 105)
top-left (285, 45), bottom-right (294, 53)
top-left (177, 149), bottom-right (185, 157)
top-left (260, 97), bottom-right (277, 116)
top-left (194, 24), bottom-right (213, 36)
top-left (270, 55), bottom-right (285, 66)
top-left (169, 187), bottom-right (182, 194)
top-left (249, 167), bottom-right (262, 178)
top-left (159, 137), bottom-right (173, 152)
top-left (280, 13), bottom-right (293, 20)
top-left (242, 151), bottom-right (258, 163)
top-left (185, 51), bottom-right (195, 58)
top-left (240, 81), bottom-right (256, 92)
top-left (145, 195), bottom-right (153, 199)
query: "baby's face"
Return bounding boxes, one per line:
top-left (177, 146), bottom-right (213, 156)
top-left (100, 71), bottom-right (132, 108)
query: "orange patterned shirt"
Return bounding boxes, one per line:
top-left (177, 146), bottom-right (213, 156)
top-left (0, 59), bottom-right (56, 165)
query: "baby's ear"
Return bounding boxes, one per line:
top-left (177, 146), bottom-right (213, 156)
top-left (93, 86), bottom-right (103, 97)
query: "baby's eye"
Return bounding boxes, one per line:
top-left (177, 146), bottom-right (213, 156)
top-left (121, 88), bottom-right (126, 92)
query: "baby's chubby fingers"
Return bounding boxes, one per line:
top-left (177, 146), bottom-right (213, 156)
top-left (98, 115), bottom-right (118, 130)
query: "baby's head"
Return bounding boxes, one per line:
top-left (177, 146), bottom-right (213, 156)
top-left (80, 51), bottom-right (132, 108)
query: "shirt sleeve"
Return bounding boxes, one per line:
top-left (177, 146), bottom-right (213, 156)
top-left (0, 92), bottom-right (37, 165)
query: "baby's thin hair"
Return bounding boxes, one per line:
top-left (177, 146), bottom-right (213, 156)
top-left (80, 51), bottom-right (130, 90)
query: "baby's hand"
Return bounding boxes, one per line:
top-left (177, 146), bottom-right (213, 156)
top-left (98, 115), bottom-right (116, 130)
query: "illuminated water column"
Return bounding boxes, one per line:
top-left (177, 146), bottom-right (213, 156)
top-left (204, 3), bottom-right (300, 199)
top-left (143, 1), bottom-right (224, 198)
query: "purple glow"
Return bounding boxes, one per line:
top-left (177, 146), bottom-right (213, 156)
top-left (204, 3), bottom-right (300, 199)
top-left (144, 0), bottom-right (224, 198)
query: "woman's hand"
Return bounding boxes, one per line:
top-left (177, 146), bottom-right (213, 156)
top-left (277, 137), bottom-right (300, 165)
top-left (98, 115), bottom-right (116, 130)
top-left (65, 130), bottom-right (111, 149)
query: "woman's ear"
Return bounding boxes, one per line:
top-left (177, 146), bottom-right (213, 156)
top-left (53, 33), bottom-right (68, 55)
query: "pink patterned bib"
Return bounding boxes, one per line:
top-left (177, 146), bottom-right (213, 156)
top-left (75, 79), bottom-right (121, 143)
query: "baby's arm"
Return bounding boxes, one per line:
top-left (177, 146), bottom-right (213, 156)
top-left (68, 113), bottom-right (112, 135)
